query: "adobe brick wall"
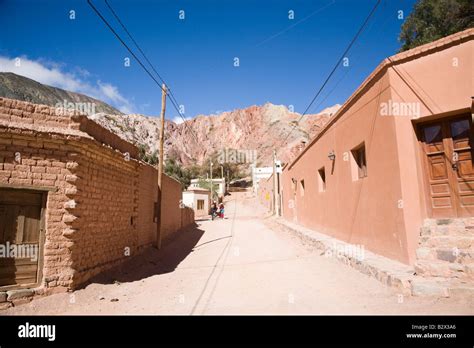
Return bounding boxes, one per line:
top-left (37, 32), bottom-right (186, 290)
top-left (0, 131), bottom-right (79, 289)
top-left (67, 142), bottom-right (140, 286)
top-left (161, 174), bottom-right (194, 242)
top-left (0, 97), bottom-right (194, 298)
top-left (0, 130), bottom-right (141, 289)
top-left (180, 204), bottom-right (194, 230)
top-left (137, 164), bottom-right (195, 248)
top-left (137, 164), bottom-right (158, 248)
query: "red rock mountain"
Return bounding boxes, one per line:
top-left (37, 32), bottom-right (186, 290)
top-left (90, 103), bottom-right (340, 167)
top-left (0, 72), bottom-right (340, 168)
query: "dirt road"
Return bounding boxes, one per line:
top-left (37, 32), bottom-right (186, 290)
top-left (4, 192), bottom-right (474, 315)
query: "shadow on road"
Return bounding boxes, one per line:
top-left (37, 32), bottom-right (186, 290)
top-left (195, 217), bottom-right (211, 222)
top-left (85, 223), bottom-right (205, 286)
top-left (193, 235), bottom-right (231, 250)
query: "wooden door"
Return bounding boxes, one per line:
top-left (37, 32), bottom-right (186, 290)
top-left (450, 116), bottom-right (474, 216)
top-left (0, 189), bottom-right (45, 288)
top-left (419, 114), bottom-right (474, 218)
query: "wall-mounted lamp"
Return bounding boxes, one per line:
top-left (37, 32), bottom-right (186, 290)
top-left (328, 150), bottom-right (336, 161)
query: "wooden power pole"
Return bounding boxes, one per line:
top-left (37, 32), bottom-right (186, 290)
top-left (273, 150), bottom-right (280, 216)
top-left (210, 161), bottom-right (213, 201)
top-left (156, 84), bottom-right (167, 249)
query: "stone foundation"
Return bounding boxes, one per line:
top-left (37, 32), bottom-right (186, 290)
top-left (269, 216), bottom-right (474, 297)
top-left (415, 218), bottom-right (474, 281)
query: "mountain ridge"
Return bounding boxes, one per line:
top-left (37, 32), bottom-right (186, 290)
top-left (0, 72), bottom-right (340, 167)
top-left (0, 72), bottom-right (123, 115)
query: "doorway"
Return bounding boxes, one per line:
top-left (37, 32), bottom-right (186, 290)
top-left (418, 114), bottom-right (474, 217)
top-left (0, 188), bottom-right (46, 289)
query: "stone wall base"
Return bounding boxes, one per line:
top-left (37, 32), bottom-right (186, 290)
top-left (0, 286), bottom-right (69, 310)
top-left (268, 217), bottom-right (474, 298)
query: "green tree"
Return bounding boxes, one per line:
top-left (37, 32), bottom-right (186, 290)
top-left (138, 144), bottom-right (158, 166)
top-left (201, 150), bottom-right (246, 183)
top-left (164, 158), bottom-right (191, 189)
top-left (399, 0), bottom-right (474, 51)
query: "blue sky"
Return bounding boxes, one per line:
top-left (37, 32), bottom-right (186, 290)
top-left (0, 0), bottom-right (417, 121)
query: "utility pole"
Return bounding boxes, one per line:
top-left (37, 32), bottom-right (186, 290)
top-left (220, 165), bottom-right (224, 196)
top-left (276, 164), bottom-right (281, 216)
top-left (156, 84), bottom-right (167, 249)
top-left (210, 161), bottom-right (213, 201)
top-left (272, 150), bottom-right (279, 215)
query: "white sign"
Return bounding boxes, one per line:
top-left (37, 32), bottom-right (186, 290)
top-left (275, 160), bottom-right (282, 174)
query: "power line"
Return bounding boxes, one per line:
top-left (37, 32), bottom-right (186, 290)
top-left (276, 0), bottom-right (382, 155)
top-left (306, 1), bottom-right (393, 119)
top-left (103, 0), bottom-right (186, 120)
top-left (256, 0), bottom-right (336, 47)
top-left (87, 0), bottom-right (200, 145)
top-left (99, 0), bottom-right (199, 144)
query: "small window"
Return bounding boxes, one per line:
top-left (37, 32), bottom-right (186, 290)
top-left (299, 179), bottom-right (305, 196)
top-left (351, 144), bottom-right (367, 180)
top-left (423, 125), bottom-right (442, 143)
top-left (318, 167), bottom-right (326, 192)
top-left (291, 178), bottom-right (297, 193)
top-left (450, 119), bottom-right (470, 140)
top-left (197, 199), bottom-right (204, 210)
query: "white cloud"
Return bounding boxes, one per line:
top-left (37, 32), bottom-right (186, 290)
top-left (172, 115), bottom-right (189, 124)
top-left (97, 81), bottom-right (134, 113)
top-left (0, 55), bottom-right (135, 114)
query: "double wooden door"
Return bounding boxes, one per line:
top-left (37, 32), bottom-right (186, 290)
top-left (0, 189), bottom-right (45, 288)
top-left (419, 114), bottom-right (474, 217)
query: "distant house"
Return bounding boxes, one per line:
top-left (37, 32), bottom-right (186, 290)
top-left (182, 187), bottom-right (211, 217)
top-left (278, 29), bottom-right (474, 274)
top-left (189, 178), bottom-right (226, 199)
top-left (252, 166), bottom-right (273, 193)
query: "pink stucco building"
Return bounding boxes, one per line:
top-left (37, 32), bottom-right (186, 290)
top-left (278, 29), bottom-right (473, 272)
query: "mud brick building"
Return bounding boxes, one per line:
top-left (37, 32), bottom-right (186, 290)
top-left (0, 97), bottom-right (194, 306)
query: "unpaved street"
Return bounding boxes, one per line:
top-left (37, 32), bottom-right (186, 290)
top-left (4, 193), bottom-right (474, 315)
